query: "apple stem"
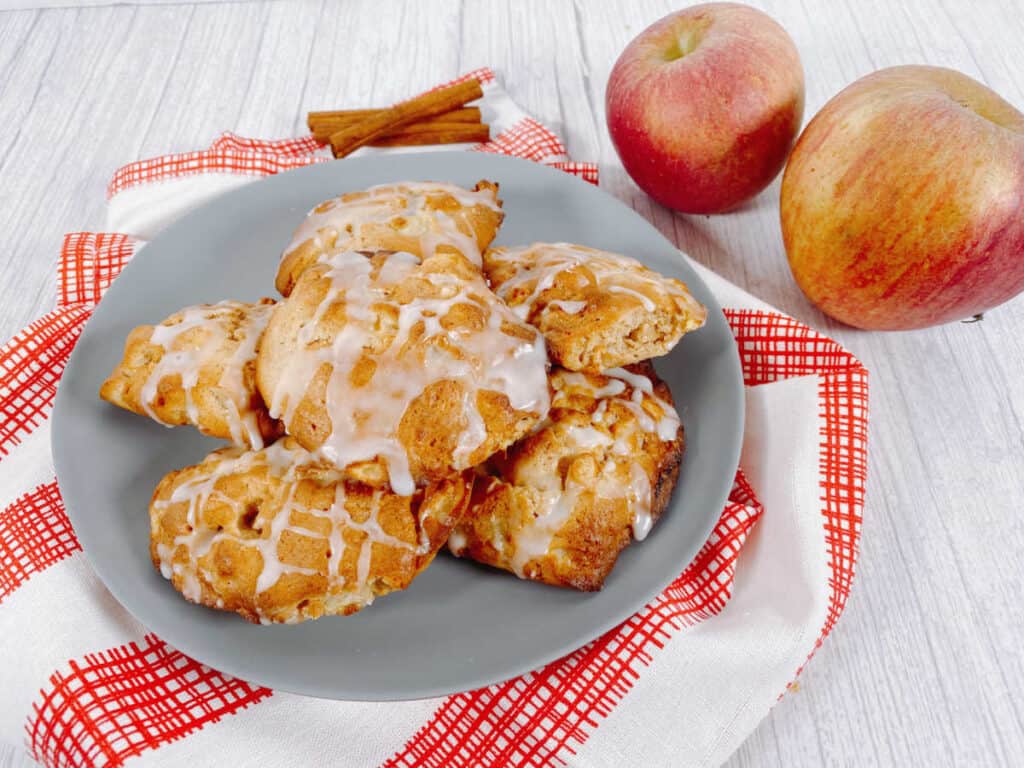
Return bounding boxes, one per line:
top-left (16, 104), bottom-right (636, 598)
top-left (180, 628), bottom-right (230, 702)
top-left (961, 313), bottom-right (985, 324)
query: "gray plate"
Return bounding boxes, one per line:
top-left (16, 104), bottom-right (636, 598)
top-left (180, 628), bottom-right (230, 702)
top-left (52, 152), bottom-right (743, 701)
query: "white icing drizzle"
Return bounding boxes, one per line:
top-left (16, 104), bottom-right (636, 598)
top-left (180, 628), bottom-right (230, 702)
top-left (546, 300), bottom-right (588, 315)
top-left (266, 250), bottom-right (550, 496)
top-left (604, 367), bottom-right (680, 442)
top-left (555, 370), bottom-right (627, 400)
top-left (510, 478), bottom-right (585, 576)
top-left (562, 423), bottom-right (613, 450)
top-left (486, 242), bottom-right (706, 324)
top-left (217, 305), bottom-right (274, 447)
top-left (252, 482), bottom-right (320, 595)
top-left (152, 441), bottom-right (431, 623)
top-left (284, 182), bottom-right (500, 268)
top-left (627, 462), bottom-right (654, 540)
top-left (506, 366), bottom-right (681, 571)
top-left (418, 210), bottom-right (487, 267)
top-left (140, 308), bottom-right (213, 424)
top-left (606, 284), bottom-right (656, 311)
top-left (447, 528), bottom-right (468, 553)
top-left (138, 301), bottom-right (274, 448)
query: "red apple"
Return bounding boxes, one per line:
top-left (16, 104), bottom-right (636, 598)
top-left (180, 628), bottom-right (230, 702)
top-left (606, 2), bottom-right (804, 214)
top-left (781, 66), bottom-right (1024, 330)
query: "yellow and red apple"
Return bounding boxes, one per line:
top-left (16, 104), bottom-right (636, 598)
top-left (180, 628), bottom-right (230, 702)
top-left (781, 66), bottom-right (1024, 330)
top-left (606, 3), bottom-right (805, 214)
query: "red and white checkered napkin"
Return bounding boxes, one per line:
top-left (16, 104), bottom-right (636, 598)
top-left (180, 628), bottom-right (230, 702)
top-left (0, 69), bottom-right (868, 768)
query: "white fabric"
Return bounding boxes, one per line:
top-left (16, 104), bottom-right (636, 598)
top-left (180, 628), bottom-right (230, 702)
top-left (0, 76), bottom-right (842, 768)
top-left (108, 174), bottom-right (259, 242)
top-left (0, 328), bottom-right (828, 768)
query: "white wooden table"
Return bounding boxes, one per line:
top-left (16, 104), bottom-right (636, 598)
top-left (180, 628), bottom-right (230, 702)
top-left (1, 1), bottom-right (1022, 765)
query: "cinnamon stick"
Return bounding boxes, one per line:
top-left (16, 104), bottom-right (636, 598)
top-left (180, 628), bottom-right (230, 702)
top-left (308, 106), bottom-right (481, 134)
top-left (307, 108), bottom-right (380, 127)
top-left (369, 122), bottom-right (490, 147)
top-left (310, 109), bottom-right (481, 142)
top-left (328, 79), bottom-right (484, 158)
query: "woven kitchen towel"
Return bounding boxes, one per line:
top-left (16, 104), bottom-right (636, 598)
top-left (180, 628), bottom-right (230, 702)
top-left (0, 69), bottom-right (867, 768)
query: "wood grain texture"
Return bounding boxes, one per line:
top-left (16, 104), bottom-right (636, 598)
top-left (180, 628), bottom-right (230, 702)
top-left (1, 1), bottom-right (1022, 766)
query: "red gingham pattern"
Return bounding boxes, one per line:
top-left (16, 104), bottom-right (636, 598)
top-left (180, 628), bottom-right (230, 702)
top-left (386, 473), bottom-right (763, 768)
top-left (728, 467), bottom-right (759, 508)
top-left (26, 633), bottom-right (272, 768)
top-left (725, 309), bottom-right (862, 386)
top-left (208, 129), bottom-right (600, 186)
top-left (0, 480), bottom-right (80, 604)
top-left (723, 309), bottom-right (868, 685)
top-left (795, 368), bottom-right (867, 674)
top-left (817, 370), bottom-right (868, 633)
top-left (431, 67), bottom-right (496, 89)
top-left (106, 150), bottom-right (326, 199)
top-left (209, 131), bottom-right (322, 157)
top-left (58, 233), bottom-right (138, 309)
top-left (546, 161), bottom-right (600, 186)
top-left (474, 117), bottom-right (568, 162)
top-left (0, 306), bottom-right (92, 460)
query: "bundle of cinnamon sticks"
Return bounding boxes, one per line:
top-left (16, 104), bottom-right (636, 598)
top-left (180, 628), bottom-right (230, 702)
top-left (308, 78), bottom-right (489, 158)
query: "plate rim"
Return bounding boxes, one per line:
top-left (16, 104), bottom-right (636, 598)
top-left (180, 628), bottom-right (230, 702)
top-left (52, 152), bottom-right (744, 701)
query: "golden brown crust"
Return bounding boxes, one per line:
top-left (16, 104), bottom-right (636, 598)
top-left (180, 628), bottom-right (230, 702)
top-left (99, 299), bottom-right (282, 448)
top-left (448, 362), bottom-right (684, 591)
top-left (483, 243), bottom-right (707, 373)
top-left (150, 438), bottom-right (472, 624)
top-left (276, 180), bottom-right (504, 296)
top-left (257, 249), bottom-right (551, 493)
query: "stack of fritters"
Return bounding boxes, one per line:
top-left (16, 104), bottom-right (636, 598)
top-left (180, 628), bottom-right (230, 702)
top-left (101, 180), bottom-right (707, 623)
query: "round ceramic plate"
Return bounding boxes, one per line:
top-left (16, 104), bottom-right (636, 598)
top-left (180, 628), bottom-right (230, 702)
top-left (52, 152), bottom-right (744, 701)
